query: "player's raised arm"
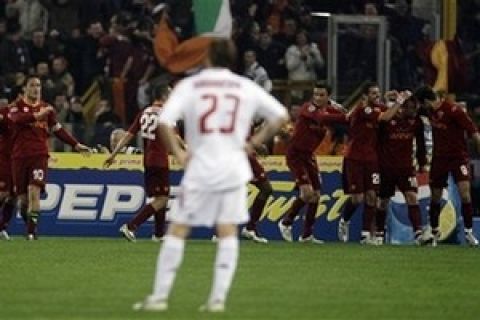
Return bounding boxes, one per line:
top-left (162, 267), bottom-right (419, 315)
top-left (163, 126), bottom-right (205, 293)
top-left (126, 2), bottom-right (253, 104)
top-left (378, 90), bottom-right (411, 121)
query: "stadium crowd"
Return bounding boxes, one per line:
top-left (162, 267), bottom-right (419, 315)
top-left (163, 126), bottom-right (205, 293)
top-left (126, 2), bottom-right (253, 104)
top-left (1, 0), bottom-right (480, 148)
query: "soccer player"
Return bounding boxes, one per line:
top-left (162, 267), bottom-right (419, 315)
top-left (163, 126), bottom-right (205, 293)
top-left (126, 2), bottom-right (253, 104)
top-left (278, 83), bottom-right (345, 243)
top-left (0, 99), bottom-right (15, 240)
top-left (415, 86), bottom-right (480, 246)
top-left (132, 39), bottom-right (287, 312)
top-left (337, 83), bottom-right (409, 244)
top-left (376, 96), bottom-right (428, 244)
top-left (104, 84), bottom-right (173, 241)
top-left (8, 76), bottom-right (90, 240)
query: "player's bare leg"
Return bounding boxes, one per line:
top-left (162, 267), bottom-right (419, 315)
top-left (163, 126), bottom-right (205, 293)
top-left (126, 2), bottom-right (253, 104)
top-left (458, 181), bottom-right (478, 246)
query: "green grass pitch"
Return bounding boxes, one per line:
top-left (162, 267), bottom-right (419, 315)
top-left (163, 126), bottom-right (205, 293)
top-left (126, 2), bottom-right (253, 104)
top-left (1, 238), bottom-right (480, 319)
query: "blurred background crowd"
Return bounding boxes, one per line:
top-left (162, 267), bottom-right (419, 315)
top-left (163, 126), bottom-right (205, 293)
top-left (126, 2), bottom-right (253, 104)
top-left (1, 0), bottom-right (480, 151)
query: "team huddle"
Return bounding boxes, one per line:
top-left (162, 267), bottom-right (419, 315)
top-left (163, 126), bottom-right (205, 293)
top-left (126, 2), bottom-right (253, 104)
top-left (0, 38), bottom-right (480, 312)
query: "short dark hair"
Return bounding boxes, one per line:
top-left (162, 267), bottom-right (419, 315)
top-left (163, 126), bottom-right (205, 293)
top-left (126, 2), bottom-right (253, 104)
top-left (414, 86), bottom-right (437, 103)
top-left (24, 75), bottom-right (41, 86)
top-left (208, 39), bottom-right (237, 69)
top-left (363, 81), bottom-right (379, 95)
top-left (151, 84), bottom-right (170, 100)
top-left (314, 82), bottom-right (331, 95)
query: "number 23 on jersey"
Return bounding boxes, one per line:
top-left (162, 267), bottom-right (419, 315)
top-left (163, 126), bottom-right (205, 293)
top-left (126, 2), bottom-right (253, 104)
top-left (200, 94), bottom-right (240, 134)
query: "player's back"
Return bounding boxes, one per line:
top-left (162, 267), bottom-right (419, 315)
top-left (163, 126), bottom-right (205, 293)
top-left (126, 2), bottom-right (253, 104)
top-left (134, 104), bottom-right (168, 168)
top-left (163, 68), bottom-right (285, 190)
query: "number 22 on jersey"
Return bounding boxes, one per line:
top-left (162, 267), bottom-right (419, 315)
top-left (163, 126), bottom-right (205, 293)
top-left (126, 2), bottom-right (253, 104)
top-left (200, 94), bottom-right (240, 134)
top-left (140, 113), bottom-right (159, 140)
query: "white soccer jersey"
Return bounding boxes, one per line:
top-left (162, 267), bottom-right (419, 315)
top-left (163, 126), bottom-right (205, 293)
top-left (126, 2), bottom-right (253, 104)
top-left (159, 68), bottom-right (287, 191)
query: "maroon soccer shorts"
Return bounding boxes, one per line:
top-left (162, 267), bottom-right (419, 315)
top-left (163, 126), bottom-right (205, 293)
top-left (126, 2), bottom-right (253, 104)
top-left (12, 156), bottom-right (48, 195)
top-left (144, 166), bottom-right (170, 197)
top-left (342, 158), bottom-right (380, 194)
top-left (286, 151), bottom-right (321, 190)
top-left (248, 155), bottom-right (268, 185)
top-left (0, 154), bottom-right (13, 193)
top-left (429, 157), bottom-right (471, 189)
top-left (379, 166), bottom-right (417, 199)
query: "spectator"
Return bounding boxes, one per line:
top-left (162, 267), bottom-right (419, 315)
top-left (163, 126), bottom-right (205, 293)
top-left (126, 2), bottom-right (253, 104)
top-left (28, 29), bottom-right (52, 66)
top-left (256, 28), bottom-right (287, 79)
top-left (5, 0), bottom-right (48, 39)
top-left (244, 49), bottom-right (272, 92)
top-left (39, 0), bottom-right (82, 36)
top-left (99, 12), bottom-right (136, 125)
top-left (35, 61), bottom-right (55, 102)
top-left (50, 55), bottom-right (75, 97)
top-left (78, 21), bottom-right (106, 93)
top-left (66, 96), bottom-right (86, 142)
top-left (0, 18), bottom-right (8, 43)
top-left (285, 30), bottom-right (324, 93)
top-left (0, 21), bottom-right (33, 77)
top-left (92, 99), bottom-right (121, 148)
top-left (274, 17), bottom-right (298, 49)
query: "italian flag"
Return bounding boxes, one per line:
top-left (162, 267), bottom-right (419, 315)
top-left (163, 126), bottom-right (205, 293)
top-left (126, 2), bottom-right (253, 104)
top-left (154, 0), bottom-right (232, 74)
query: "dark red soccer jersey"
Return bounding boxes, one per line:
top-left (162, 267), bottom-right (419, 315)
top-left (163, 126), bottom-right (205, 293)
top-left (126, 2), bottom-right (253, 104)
top-left (8, 99), bottom-right (58, 159)
top-left (344, 102), bottom-right (386, 163)
top-left (288, 102), bottom-right (344, 154)
top-left (0, 107), bottom-right (12, 156)
top-left (429, 101), bottom-right (478, 160)
top-left (378, 114), bottom-right (427, 169)
top-left (128, 103), bottom-right (168, 168)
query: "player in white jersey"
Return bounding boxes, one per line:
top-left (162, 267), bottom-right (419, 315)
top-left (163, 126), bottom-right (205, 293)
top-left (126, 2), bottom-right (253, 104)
top-left (132, 40), bottom-right (288, 313)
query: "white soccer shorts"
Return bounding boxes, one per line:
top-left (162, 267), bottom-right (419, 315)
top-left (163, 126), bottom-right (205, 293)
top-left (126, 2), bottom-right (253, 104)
top-left (169, 185), bottom-right (249, 227)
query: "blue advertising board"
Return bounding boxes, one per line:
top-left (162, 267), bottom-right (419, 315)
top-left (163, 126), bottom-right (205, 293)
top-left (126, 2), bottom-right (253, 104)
top-left (5, 153), bottom-right (478, 243)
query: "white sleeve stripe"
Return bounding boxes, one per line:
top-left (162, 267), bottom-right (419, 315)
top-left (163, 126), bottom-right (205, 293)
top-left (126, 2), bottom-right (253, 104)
top-left (52, 122), bottom-right (62, 131)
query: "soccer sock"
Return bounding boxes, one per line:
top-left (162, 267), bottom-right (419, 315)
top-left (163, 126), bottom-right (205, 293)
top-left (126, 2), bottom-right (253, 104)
top-left (302, 202), bottom-right (318, 238)
top-left (362, 204), bottom-right (375, 233)
top-left (429, 202), bottom-right (441, 230)
top-left (462, 202), bottom-right (473, 229)
top-left (27, 211), bottom-right (39, 235)
top-left (208, 236), bottom-right (239, 304)
top-left (19, 205), bottom-right (28, 223)
top-left (153, 208), bottom-right (166, 237)
top-left (246, 194), bottom-right (268, 231)
top-left (408, 205), bottom-right (422, 233)
top-left (282, 198), bottom-right (305, 226)
top-left (0, 199), bottom-right (15, 230)
top-left (376, 208), bottom-right (386, 234)
top-left (151, 235), bottom-right (185, 301)
top-left (127, 204), bottom-right (156, 231)
top-left (342, 198), bottom-right (357, 222)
